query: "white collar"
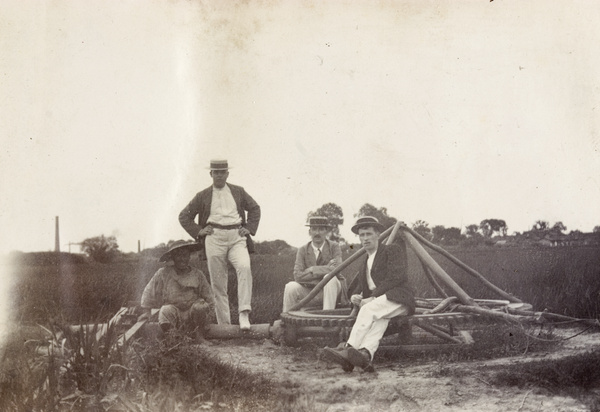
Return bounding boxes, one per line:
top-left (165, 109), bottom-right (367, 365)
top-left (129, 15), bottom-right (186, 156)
top-left (311, 241), bottom-right (324, 254)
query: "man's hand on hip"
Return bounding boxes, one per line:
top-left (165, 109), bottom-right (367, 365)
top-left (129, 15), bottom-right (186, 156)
top-left (239, 227), bottom-right (250, 236)
top-left (198, 225), bottom-right (214, 237)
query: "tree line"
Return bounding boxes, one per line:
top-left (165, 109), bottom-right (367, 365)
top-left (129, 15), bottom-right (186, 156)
top-left (78, 203), bottom-right (600, 261)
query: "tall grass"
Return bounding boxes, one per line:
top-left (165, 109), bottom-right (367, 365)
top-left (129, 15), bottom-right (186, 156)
top-left (7, 245), bottom-right (600, 325)
top-left (422, 246), bottom-right (600, 318)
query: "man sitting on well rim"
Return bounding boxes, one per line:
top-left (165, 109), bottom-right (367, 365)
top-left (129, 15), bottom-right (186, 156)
top-left (323, 216), bottom-right (415, 372)
top-left (282, 216), bottom-right (343, 312)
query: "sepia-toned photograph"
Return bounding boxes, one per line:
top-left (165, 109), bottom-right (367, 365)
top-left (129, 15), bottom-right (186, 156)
top-left (1, 1), bottom-right (600, 410)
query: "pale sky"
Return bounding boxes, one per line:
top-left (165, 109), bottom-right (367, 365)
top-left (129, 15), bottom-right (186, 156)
top-left (1, 0), bottom-right (599, 255)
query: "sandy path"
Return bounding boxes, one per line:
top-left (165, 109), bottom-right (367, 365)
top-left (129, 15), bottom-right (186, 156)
top-left (206, 327), bottom-right (599, 411)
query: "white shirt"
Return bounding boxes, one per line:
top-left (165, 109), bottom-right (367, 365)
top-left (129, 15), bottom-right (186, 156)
top-left (365, 250), bottom-right (377, 291)
top-left (311, 242), bottom-right (322, 263)
top-left (207, 185), bottom-right (242, 226)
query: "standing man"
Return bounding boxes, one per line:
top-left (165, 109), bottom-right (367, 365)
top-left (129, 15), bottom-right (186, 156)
top-left (323, 216), bottom-right (415, 372)
top-left (140, 240), bottom-right (214, 342)
top-left (179, 159), bottom-right (261, 330)
top-left (282, 216), bottom-right (344, 312)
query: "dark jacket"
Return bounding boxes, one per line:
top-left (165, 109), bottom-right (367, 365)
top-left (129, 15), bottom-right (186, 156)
top-left (178, 183), bottom-right (261, 252)
top-left (349, 241), bottom-right (415, 315)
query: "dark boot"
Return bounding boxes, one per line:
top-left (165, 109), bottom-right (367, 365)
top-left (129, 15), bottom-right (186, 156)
top-left (347, 347), bottom-right (375, 372)
top-left (323, 343), bottom-right (354, 372)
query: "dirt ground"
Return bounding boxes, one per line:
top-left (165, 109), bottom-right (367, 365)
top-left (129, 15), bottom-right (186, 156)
top-left (206, 326), bottom-right (600, 412)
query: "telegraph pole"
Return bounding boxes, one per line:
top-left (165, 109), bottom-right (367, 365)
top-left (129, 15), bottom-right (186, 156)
top-left (55, 216), bottom-right (60, 252)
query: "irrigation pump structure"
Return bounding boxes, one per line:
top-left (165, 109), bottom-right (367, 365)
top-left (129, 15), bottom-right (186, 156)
top-left (277, 221), bottom-right (538, 349)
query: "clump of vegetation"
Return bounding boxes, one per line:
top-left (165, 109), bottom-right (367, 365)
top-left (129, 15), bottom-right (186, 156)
top-left (0, 322), bottom-right (320, 411)
top-left (0, 321), bottom-right (132, 411)
top-left (492, 349), bottom-right (600, 389)
top-left (490, 349), bottom-right (600, 411)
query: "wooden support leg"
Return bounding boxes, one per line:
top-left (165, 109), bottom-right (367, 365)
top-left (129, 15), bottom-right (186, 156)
top-left (397, 321), bottom-right (413, 345)
top-left (415, 322), bottom-right (463, 344)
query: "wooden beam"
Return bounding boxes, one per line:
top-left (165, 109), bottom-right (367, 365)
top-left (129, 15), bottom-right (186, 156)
top-left (418, 257), bottom-right (448, 298)
top-left (378, 343), bottom-right (465, 353)
top-left (206, 324), bottom-right (271, 339)
top-left (414, 322), bottom-right (463, 344)
top-left (402, 225), bottom-right (522, 303)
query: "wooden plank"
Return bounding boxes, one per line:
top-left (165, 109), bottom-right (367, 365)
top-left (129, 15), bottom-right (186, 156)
top-left (120, 309), bottom-right (158, 344)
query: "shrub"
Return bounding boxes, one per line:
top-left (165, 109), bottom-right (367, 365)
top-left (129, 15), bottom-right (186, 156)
top-left (81, 235), bottom-right (120, 263)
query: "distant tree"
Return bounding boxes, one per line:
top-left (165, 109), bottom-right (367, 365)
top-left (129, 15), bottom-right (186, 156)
top-left (479, 219), bottom-right (508, 237)
top-left (432, 225), bottom-right (463, 245)
top-left (432, 225), bottom-right (446, 242)
top-left (464, 224), bottom-right (481, 238)
top-left (552, 221), bottom-right (567, 233)
top-left (307, 202), bottom-right (344, 242)
top-left (81, 235), bottom-right (120, 263)
top-left (443, 227), bottom-right (463, 244)
top-left (412, 220), bottom-right (433, 240)
top-left (254, 239), bottom-right (293, 255)
top-left (593, 226), bottom-right (600, 233)
top-left (532, 220), bottom-right (550, 231)
top-left (354, 203), bottom-right (397, 230)
top-left (141, 240), bottom-right (177, 259)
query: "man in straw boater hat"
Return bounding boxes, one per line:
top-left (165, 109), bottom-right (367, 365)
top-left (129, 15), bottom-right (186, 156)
top-left (140, 240), bottom-right (215, 342)
top-left (179, 159), bottom-right (261, 331)
top-left (322, 216), bottom-right (415, 372)
top-left (282, 216), bottom-right (346, 312)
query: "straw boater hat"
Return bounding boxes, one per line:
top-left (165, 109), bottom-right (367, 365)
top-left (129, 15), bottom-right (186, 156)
top-left (306, 216), bottom-right (332, 228)
top-left (207, 159), bottom-right (229, 170)
top-left (351, 216), bottom-right (384, 234)
top-left (159, 240), bottom-right (202, 262)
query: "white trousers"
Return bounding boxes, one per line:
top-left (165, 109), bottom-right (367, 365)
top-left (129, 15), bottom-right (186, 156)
top-left (205, 228), bottom-right (252, 324)
top-left (347, 295), bottom-right (409, 358)
top-left (282, 277), bottom-right (341, 312)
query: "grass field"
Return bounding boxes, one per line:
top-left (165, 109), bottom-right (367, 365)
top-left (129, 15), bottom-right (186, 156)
top-left (2, 244), bottom-right (600, 411)
top-left (5, 244), bottom-right (600, 325)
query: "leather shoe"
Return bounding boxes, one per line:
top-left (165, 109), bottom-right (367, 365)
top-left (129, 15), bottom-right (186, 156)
top-left (323, 346), bottom-right (354, 372)
top-left (347, 347), bottom-right (375, 372)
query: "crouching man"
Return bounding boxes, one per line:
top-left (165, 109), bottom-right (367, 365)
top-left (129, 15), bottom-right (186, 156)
top-left (282, 216), bottom-right (344, 312)
top-left (323, 216), bottom-right (415, 372)
top-left (140, 240), bottom-right (215, 342)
